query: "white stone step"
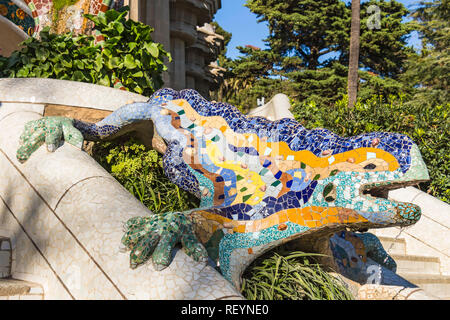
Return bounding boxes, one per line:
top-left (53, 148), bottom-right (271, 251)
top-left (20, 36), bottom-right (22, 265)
top-left (0, 278), bottom-right (44, 300)
top-left (0, 237), bottom-right (12, 278)
top-left (391, 254), bottom-right (441, 275)
top-left (378, 236), bottom-right (407, 255)
top-left (399, 273), bottom-right (450, 300)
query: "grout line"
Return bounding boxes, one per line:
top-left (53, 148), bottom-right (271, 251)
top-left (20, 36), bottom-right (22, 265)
top-left (0, 148), bottom-right (128, 300)
top-left (0, 195), bottom-right (75, 300)
top-left (53, 176), bottom-right (116, 211)
top-left (0, 110), bottom-right (44, 123)
top-left (403, 231), bottom-right (450, 259)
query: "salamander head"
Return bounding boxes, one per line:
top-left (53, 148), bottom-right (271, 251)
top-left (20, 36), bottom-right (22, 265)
top-left (307, 141), bottom-right (429, 228)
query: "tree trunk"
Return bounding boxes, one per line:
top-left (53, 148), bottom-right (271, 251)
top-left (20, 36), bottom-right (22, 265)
top-left (347, 0), bottom-right (361, 108)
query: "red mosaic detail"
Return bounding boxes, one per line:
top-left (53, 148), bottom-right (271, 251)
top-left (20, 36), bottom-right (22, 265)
top-left (31, 0), bottom-right (52, 16)
top-left (113, 77), bottom-right (126, 91)
top-left (90, 0), bottom-right (102, 15)
top-left (277, 223), bottom-right (288, 231)
top-left (100, 3), bottom-right (108, 12)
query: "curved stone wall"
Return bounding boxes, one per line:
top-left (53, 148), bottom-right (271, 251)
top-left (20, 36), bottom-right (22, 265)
top-left (0, 15), bottom-right (29, 57)
top-left (0, 78), bottom-right (242, 300)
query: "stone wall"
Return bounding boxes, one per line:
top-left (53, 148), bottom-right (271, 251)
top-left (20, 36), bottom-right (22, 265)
top-left (1, 0), bottom-right (224, 98)
top-left (0, 78), bottom-right (243, 300)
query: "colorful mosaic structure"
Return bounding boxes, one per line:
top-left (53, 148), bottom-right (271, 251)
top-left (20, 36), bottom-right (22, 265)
top-left (0, 0), bottom-right (35, 36)
top-left (0, 0), bottom-right (121, 36)
top-left (330, 231), bottom-right (398, 284)
top-left (17, 88), bottom-right (430, 287)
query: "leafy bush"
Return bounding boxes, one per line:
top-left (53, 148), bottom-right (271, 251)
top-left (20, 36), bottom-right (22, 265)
top-left (241, 249), bottom-right (354, 300)
top-left (292, 95), bottom-right (450, 203)
top-left (0, 7), bottom-right (189, 213)
top-left (0, 8), bottom-right (171, 96)
top-left (92, 137), bottom-right (199, 214)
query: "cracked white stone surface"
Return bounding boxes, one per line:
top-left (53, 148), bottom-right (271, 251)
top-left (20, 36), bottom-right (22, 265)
top-left (0, 97), bottom-right (243, 300)
top-left (0, 78), bottom-right (148, 111)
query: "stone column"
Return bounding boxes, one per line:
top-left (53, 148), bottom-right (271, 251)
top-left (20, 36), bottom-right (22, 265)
top-left (128, 0), bottom-right (139, 21)
top-left (170, 37), bottom-right (186, 90)
top-left (143, 0), bottom-right (171, 87)
top-left (169, 1), bottom-right (198, 90)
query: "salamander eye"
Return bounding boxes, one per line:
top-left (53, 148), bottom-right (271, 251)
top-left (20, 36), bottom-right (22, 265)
top-left (323, 183), bottom-right (335, 202)
top-left (363, 163), bottom-right (377, 170)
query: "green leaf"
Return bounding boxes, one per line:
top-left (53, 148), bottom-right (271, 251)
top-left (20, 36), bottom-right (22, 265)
top-left (133, 84), bottom-right (143, 94)
top-left (124, 54), bottom-right (137, 69)
top-left (106, 57), bottom-right (121, 69)
top-left (98, 74), bottom-right (111, 87)
top-left (96, 13), bottom-right (107, 26)
top-left (74, 60), bottom-right (84, 70)
top-left (35, 47), bottom-right (49, 61)
top-left (94, 55), bottom-right (103, 72)
top-left (145, 42), bottom-right (159, 58)
top-left (71, 70), bottom-right (86, 81)
top-left (61, 57), bottom-right (72, 68)
top-left (112, 21), bottom-right (125, 34)
top-left (16, 68), bottom-right (29, 77)
top-left (102, 48), bottom-right (113, 58)
top-left (128, 42), bottom-right (138, 51)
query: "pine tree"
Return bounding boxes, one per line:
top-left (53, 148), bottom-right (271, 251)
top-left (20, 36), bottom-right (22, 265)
top-left (246, 0), bottom-right (350, 70)
top-left (220, 0), bottom-right (414, 108)
top-left (402, 0), bottom-right (449, 105)
top-left (358, 0), bottom-right (415, 78)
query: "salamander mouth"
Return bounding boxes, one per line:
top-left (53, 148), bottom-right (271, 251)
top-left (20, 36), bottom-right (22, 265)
top-left (358, 178), bottom-right (429, 227)
top-left (361, 179), bottom-right (428, 201)
top-left (361, 142), bottom-right (430, 204)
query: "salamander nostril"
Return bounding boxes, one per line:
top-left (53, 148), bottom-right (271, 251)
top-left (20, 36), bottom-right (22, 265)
top-left (363, 163), bottom-right (377, 170)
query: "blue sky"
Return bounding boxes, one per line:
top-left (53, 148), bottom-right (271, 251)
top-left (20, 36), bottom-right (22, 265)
top-left (214, 0), bottom-right (422, 60)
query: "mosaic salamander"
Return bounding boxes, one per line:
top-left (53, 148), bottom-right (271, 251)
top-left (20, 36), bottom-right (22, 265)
top-left (17, 88), bottom-right (429, 287)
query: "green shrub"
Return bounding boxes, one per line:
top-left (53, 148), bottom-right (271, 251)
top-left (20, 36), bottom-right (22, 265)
top-left (0, 8), bottom-right (171, 96)
top-left (0, 7), bottom-right (186, 213)
top-left (91, 137), bottom-right (199, 214)
top-left (241, 249), bottom-right (354, 300)
top-left (292, 95), bottom-right (450, 203)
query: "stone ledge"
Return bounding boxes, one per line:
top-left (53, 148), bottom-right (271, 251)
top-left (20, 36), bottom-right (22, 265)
top-left (44, 104), bottom-right (113, 123)
top-left (399, 273), bottom-right (450, 283)
top-left (0, 278), bottom-right (43, 297)
top-left (0, 294), bottom-right (43, 300)
top-left (0, 78), bottom-right (148, 111)
top-left (391, 254), bottom-right (441, 263)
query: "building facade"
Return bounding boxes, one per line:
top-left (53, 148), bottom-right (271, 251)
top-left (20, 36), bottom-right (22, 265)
top-left (0, 0), bottom-right (225, 97)
top-left (125, 0), bottom-right (224, 97)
